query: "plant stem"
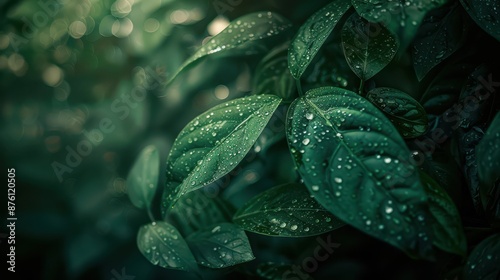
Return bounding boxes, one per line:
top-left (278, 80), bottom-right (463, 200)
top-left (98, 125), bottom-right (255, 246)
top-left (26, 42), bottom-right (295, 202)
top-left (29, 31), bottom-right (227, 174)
top-left (296, 79), bottom-right (304, 97)
top-left (147, 209), bottom-right (155, 223)
top-left (358, 79), bottom-right (365, 96)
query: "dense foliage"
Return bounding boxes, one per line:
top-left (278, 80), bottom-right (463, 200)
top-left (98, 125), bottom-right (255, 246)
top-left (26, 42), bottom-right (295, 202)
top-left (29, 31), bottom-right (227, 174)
top-left (124, 0), bottom-right (500, 279)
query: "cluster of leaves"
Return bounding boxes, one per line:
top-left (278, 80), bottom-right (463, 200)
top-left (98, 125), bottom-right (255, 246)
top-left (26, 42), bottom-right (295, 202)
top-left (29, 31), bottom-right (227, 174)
top-left (127, 0), bottom-right (500, 278)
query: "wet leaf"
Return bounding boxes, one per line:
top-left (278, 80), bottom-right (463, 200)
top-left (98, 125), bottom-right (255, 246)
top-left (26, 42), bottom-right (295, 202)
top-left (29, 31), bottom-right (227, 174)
top-left (186, 223), bottom-right (254, 268)
top-left (286, 86), bottom-right (433, 259)
top-left (413, 3), bottom-right (468, 81)
top-left (253, 42), bottom-right (296, 101)
top-left (476, 112), bottom-right (500, 199)
top-left (126, 145), bottom-right (160, 210)
top-left (366, 87), bottom-right (428, 138)
top-left (257, 262), bottom-right (313, 280)
top-left (352, 0), bottom-right (448, 49)
top-left (288, 0), bottom-right (351, 79)
top-left (457, 64), bottom-right (494, 130)
top-left (420, 172), bottom-right (467, 256)
top-left (460, 0), bottom-right (500, 41)
top-left (166, 12), bottom-right (292, 84)
top-left (463, 233), bottom-right (500, 279)
top-left (233, 183), bottom-right (344, 237)
top-left (137, 222), bottom-right (198, 271)
top-left (341, 13), bottom-right (399, 81)
top-left (162, 95), bottom-right (281, 212)
top-left (168, 189), bottom-right (235, 236)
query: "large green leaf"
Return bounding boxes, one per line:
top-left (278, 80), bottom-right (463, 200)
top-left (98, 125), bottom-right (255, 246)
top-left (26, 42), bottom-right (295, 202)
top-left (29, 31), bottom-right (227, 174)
top-left (341, 13), bottom-right (399, 81)
top-left (162, 95), bottom-right (282, 212)
top-left (420, 172), bottom-right (466, 256)
top-left (126, 145), bottom-right (160, 210)
top-left (476, 113), bottom-right (500, 189)
top-left (186, 223), bottom-right (254, 268)
top-left (413, 3), bottom-right (468, 81)
top-left (464, 233), bottom-right (500, 280)
top-left (366, 87), bottom-right (428, 138)
top-left (137, 221), bottom-right (198, 271)
top-left (288, 0), bottom-right (352, 79)
top-left (168, 189), bottom-right (235, 236)
top-left (352, 0), bottom-right (448, 49)
top-left (166, 12), bottom-right (292, 84)
top-left (286, 87), bottom-right (433, 259)
top-left (460, 0), bottom-right (500, 41)
top-left (233, 183), bottom-right (344, 237)
top-left (253, 42), bottom-right (296, 101)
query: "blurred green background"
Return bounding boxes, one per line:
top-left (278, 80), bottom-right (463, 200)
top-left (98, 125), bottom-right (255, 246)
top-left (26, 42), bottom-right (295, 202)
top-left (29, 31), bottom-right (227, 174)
top-left (0, 0), bottom-right (447, 279)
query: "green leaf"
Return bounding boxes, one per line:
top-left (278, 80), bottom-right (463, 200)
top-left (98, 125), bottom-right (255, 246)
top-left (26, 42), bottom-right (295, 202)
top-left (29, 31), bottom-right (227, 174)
top-left (288, 0), bottom-right (352, 79)
top-left (413, 3), bottom-right (468, 81)
top-left (257, 262), bottom-right (313, 280)
top-left (476, 113), bottom-right (500, 189)
top-left (366, 87), bottom-right (428, 138)
top-left (168, 189), bottom-right (235, 236)
top-left (253, 42), bottom-right (296, 101)
top-left (186, 223), bottom-right (255, 268)
top-left (286, 87), bottom-right (433, 259)
top-left (341, 13), bottom-right (399, 81)
top-left (166, 12), bottom-right (292, 85)
top-left (137, 221), bottom-right (198, 271)
top-left (460, 0), bottom-right (500, 41)
top-left (162, 95), bottom-right (282, 212)
top-left (233, 183), bottom-right (344, 237)
top-left (420, 172), bottom-right (467, 256)
top-left (352, 0), bottom-right (448, 50)
top-left (463, 233), bottom-right (500, 280)
top-left (126, 145), bottom-right (160, 210)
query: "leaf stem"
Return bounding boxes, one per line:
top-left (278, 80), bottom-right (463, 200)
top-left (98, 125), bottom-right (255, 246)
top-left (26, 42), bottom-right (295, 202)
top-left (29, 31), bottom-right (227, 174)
top-left (147, 208), bottom-right (155, 223)
top-left (358, 79), bottom-right (365, 96)
top-left (296, 79), bottom-right (304, 97)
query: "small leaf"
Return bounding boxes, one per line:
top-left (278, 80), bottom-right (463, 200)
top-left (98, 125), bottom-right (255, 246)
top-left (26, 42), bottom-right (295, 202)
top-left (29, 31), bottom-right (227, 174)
top-left (476, 113), bottom-right (500, 198)
top-left (126, 145), bottom-right (160, 210)
top-left (162, 95), bottom-right (282, 212)
top-left (286, 87), bottom-right (433, 259)
top-left (413, 3), bottom-right (468, 81)
top-left (460, 0), bottom-right (500, 41)
top-left (366, 87), bottom-right (428, 138)
top-left (168, 189), bottom-right (235, 236)
top-left (186, 223), bottom-right (254, 268)
top-left (166, 12), bottom-right (292, 84)
top-left (257, 262), bottom-right (313, 280)
top-left (253, 42), bottom-right (296, 101)
top-left (233, 183), bottom-right (344, 237)
top-left (137, 222), bottom-right (197, 271)
top-left (288, 0), bottom-right (352, 79)
top-left (341, 13), bottom-right (399, 81)
top-left (420, 172), bottom-right (467, 256)
top-left (352, 0), bottom-right (448, 49)
top-left (463, 233), bottom-right (500, 280)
